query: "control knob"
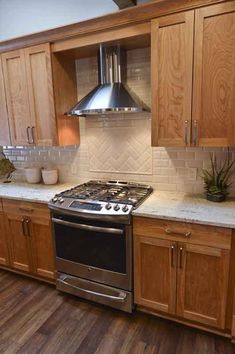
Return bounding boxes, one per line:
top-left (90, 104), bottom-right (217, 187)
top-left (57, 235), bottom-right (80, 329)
top-left (58, 198), bottom-right (64, 204)
top-left (122, 205), bottom-right (129, 213)
top-left (105, 203), bottom-right (112, 210)
top-left (114, 204), bottom-right (120, 211)
top-left (52, 197), bottom-right (58, 203)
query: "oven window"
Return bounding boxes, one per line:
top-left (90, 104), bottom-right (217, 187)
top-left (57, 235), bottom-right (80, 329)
top-left (54, 220), bottom-right (126, 274)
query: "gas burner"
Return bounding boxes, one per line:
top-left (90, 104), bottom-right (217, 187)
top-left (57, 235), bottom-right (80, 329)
top-left (49, 180), bottom-right (153, 218)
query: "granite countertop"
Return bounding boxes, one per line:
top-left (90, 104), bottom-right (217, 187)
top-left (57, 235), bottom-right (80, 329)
top-left (133, 191), bottom-right (235, 229)
top-left (0, 182), bottom-right (77, 204)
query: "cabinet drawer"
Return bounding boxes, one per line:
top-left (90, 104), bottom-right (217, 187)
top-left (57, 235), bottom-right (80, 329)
top-left (133, 217), bottom-right (231, 250)
top-left (2, 199), bottom-right (50, 219)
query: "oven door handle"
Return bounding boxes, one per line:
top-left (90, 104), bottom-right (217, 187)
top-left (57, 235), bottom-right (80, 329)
top-left (52, 217), bottom-right (123, 235)
top-left (58, 276), bottom-right (127, 303)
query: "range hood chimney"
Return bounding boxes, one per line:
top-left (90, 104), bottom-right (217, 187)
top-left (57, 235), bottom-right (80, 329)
top-left (66, 44), bottom-right (146, 116)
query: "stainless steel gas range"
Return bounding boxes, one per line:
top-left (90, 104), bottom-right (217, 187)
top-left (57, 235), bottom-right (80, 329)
top-left (48, 180), bottom-right (153, 313)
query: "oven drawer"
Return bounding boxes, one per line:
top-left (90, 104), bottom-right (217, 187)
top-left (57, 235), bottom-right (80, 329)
top-left (57, 272), bottom-right (133, 313)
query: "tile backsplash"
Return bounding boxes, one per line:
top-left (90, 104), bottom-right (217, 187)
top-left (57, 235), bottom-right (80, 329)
top-left (1, 47), bottom-right (235, 196)
top-left (2, 114), bottom-right (234, 196)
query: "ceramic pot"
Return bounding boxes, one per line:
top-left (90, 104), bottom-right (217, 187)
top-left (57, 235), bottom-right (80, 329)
top-left (42, 169), bottom-right (58, 185)
top-left (206, 193), bottom-right (226, 202)
top-left (25, 168), bottom-right (41, 184)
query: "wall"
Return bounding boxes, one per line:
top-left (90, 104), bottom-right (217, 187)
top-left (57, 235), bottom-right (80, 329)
top-left (2, 47), bottom-right (234, 196)
top-left (0, 0), bottom-right (118, 41)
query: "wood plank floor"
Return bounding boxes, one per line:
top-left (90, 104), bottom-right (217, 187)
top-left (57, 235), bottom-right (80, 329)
top-left (0, 270), bottom-right (235, 354)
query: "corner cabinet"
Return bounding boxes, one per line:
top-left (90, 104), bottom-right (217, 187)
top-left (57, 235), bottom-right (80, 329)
top-left (2, 199), bottom-right (55, 281)
top-left (1, 43), bottom-right (80, 146)
top-left (134, 217), bottom-right (232, 331)
top-left (151, 2), bottom-right (235, 147)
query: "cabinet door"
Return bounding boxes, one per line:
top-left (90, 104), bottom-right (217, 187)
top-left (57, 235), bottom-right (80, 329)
top-left (24, 44), bottom-right (57, 146)
top-left (151, 11), bottom-right (194, 147)
top-left (0, 58), bottom-right (11, 146)
top-left (134, 235), bottom-right (177, 314)
top-left (5, 214), bottom-right (31, 272)
top-left (0, 211), bottom-right (9, 266)
top-left (193, 2), bottom-right (235, 147)
top-left (1, 50), bottom-right (32, 146)
top-left (29, 216), bottom-right (55, 279)
top-left (177, 243), bottom-right (230, 329)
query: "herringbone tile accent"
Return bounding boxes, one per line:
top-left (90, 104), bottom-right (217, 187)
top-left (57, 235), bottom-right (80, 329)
top-left (87, 121), bottom-right (152, 175)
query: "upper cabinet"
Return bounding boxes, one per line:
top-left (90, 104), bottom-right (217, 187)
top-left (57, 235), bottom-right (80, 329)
top-left (151, 12), bottom-right (194, 147)
top-left (0, 58), bottom-right (11, 145)
top-left (151, 2), bottom-right (235, 147)
top-left (193, 2), bottom-right (235, 147)
top-left (1, 44), bottom-right (80, 146)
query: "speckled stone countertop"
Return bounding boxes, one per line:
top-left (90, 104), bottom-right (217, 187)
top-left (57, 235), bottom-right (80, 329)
top-left (133, 191), bottom-right (235, 229)
top-left (0, 182), bottom-right (77, 204)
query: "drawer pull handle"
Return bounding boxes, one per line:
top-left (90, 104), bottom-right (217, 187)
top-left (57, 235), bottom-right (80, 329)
top-left (19, 207), bottom-right (34, 213)
top-left (165, 228), bottom-right (191, 238)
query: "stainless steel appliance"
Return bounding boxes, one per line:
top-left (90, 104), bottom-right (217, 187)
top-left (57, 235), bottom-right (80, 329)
top-left (66, 45), bottom-right (147, 116)
top-left (49, 180), bottom-right (153, 312)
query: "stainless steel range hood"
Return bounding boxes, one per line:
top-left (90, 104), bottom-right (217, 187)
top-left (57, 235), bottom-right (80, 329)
top-left (66, 44), bottom-right (146, 116)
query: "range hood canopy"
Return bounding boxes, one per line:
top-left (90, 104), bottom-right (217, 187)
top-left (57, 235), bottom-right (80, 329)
top-left (66, 44), bottom-right (146, 116)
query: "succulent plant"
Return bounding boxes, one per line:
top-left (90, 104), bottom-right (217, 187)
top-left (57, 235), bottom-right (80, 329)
top-left (202, 154), bottom-right (234, 196)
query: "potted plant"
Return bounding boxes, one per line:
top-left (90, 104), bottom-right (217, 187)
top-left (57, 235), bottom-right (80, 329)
top-left (202, 154), bottom-right (234, 202)
top-left (0, 151), bottom-right (15, 183)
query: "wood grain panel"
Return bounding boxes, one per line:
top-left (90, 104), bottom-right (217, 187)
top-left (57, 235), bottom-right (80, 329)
top-left (177, 243), bottom-right (230, 329)
top-left (133, 216), bottom-right (232, 250)
top-left (1, 50), bottom-right (32, 146)
top-left (2, 199), bottom-right (50, 219)
top-left (30, 217), bottom-right (55, 279)
top-left (24, 44), bottom-right (57, 146)
top-left (151, 11), bottom-right (194, 147)
top-left (0, 211), bottom-right (9, 266)
top-left (0, 57), bottom-right (11, 145)
top-left (52, 22), bottom-right (150, 53)
top-left (52, 53), bottom-right (80, 145)
top-left (5, 214), bottom-right (31, 272)
top-left (0, 0), bottom-right (228, 54)
top-left (134, 235), bottom-right (177, 314)
top-left (193, 2), bottom-right (235, 147)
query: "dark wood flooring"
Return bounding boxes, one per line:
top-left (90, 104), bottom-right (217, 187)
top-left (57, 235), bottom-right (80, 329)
top-left (0, 270), bottom-right (235, 354)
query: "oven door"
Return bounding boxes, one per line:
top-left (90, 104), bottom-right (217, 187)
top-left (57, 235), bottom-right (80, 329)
top-left (51, 213), bottom-right (132, 291)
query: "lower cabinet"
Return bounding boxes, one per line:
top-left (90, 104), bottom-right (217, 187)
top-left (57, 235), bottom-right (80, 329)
top-left (134, 217), bottom-right (231, 330)
top-left (2, 199), bottom-right (55, 281)
top-left (0, 209), bottom-right (10, 266)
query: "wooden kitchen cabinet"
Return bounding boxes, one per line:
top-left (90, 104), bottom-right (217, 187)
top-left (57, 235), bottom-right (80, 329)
top-left (134, 216), bottom-right (231, 330)
top-left (29, 214), bottom-right (55, 279)
top-left (2, 44), bottom-right (57, 146)
top-left (0, 201), bottom-right (10, 266)
top-left (134, 235), bottom-right (177, 314)
top-left (151, 2), bottom-right (235, 147)
top-left (177, 243), bottom-right (230, 329)
top-left (151, 11), bottom-right (194, 147)
top-left (0, 58), bottom-right (11, 146)
top-left (4, 213), bottom-right (31, 272)
top-left (1, 44), bottom-right (79, 146)
top-left (2, 199), bottom-right (55, 281)
top-left (193, 2), bottom-right (235, 147)
top-left (1, 49), bottom-right (31, 146)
